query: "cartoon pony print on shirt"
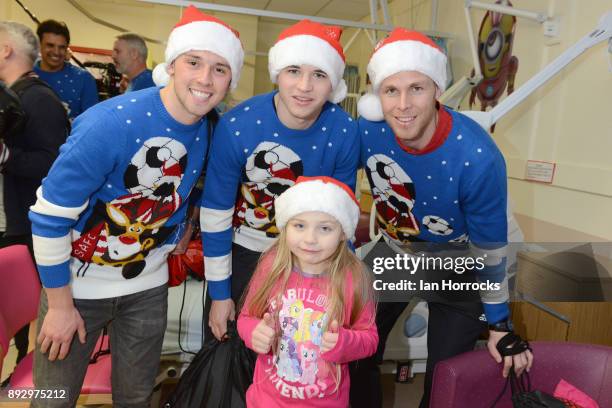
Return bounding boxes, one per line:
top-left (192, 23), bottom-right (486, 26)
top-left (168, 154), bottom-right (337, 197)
top-left (270, 288), bottom-right (331, 398)
top-left (71, 137), bottom-right (186, 279)
top-left (309, 311), bottom-right (327, 347)
top-left (298, 341), bottom-right (319, 385)
top-left (276, 335), bottom-right (302, 382)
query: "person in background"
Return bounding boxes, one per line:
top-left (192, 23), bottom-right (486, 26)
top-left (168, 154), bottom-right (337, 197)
top-left (112, 32), bottom-right (155, 93)
top-left (33, 19), bottom-right (98, 120)
top-left (0, 20), bottom-right (69, 387)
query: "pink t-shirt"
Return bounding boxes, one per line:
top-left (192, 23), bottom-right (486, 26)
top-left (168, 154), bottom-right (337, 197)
top-left (237, 252), bottom-right (378, 407)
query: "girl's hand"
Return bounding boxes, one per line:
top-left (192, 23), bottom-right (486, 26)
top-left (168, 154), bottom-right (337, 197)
top-left (252, 313), bottom-right (276, 354)
top-left (320, 320), bottom-right (339, 353)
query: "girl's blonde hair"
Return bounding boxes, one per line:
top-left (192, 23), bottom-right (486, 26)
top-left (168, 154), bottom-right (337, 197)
top-left (241, 222), bottom-right (376, 391)
top-left (243, 227), bottom-right (373, 326)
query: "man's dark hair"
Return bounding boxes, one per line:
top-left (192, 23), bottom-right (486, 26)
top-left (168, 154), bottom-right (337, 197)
top-left (36, 20), bottom-right (70, 44)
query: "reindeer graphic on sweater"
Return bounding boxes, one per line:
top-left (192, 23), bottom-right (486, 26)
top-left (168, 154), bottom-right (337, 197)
top-left (71, 137), bottom-right (186, 279)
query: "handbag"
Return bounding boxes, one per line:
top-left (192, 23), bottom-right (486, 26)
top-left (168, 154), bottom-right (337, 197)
top-left (168, 233), bottom-right (204, 287)
top-left (164, 321), bottom-right (256, 408)
top-left (490, 333), bottom-right (566, 408)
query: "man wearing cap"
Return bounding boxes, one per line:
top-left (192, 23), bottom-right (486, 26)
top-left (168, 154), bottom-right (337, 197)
top-left (28, 6), bottom-right (243, 406)
top-left (201, 19), bottom-right (359, 341)
top-left (350, 28), bottom-right (533, 407)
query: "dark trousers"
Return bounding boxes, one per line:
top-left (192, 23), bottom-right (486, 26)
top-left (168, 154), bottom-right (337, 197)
top-left (0, 234), bottom-right (35, 367)
top-left (203, 243), bottom-right (262, 342)
top-left (32, 284), bottom-right (168, 408)
top-left (349, 301), bottom-right (485, 408)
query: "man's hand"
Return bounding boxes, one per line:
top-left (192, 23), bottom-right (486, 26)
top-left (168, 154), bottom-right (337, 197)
top-left (171, 222), bottom-right (193, 255)
top-left (37, 287), bottom-right (86, 361)
top-left (487, 330), bottom-right (533, 378)
top-left (209, 298), bottom-right (235, 341)
top-left (172, 207), bottom-right (199, 255)
top-left (251, 313), bottom-right (276, 354)
top-left (320, 320), bottom-right (340, 354)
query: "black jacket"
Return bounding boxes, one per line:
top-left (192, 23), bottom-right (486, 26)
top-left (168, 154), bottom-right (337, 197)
top-left (2, 75), bottom-right (70, 235)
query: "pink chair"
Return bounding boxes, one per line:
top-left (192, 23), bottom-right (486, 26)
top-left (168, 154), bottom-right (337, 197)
top-left (0, 245), bottom-right (112, 405)
top-left (0, 245), bottom-right (40, 372)
top-left (430, 341), bottom-right (612, 408)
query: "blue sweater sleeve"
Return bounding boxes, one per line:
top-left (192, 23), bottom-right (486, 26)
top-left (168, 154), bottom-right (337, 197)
top-left (79, 72), bottom-right (99, 115)
top-left (201, 118), bottom-right (245, 300)
top-left (29, 110), bottom-right (125, 288)
top-left (331, 118), bottom-right (360, 191)
top-left (461, 152), bottom-right (509, 323)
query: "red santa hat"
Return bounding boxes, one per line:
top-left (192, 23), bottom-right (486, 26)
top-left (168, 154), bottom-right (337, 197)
top-left (153, 5), bottom-right (244, 90)
top-left (357, 28), bottom-right (448, 121)
top-left (274, 176), bottom-right (360, 238)
top-left (268, 20), bottom-right (347, 104)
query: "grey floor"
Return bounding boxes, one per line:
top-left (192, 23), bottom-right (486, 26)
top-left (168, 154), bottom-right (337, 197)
top-left (381, 362), bottom-right (425, 408)
top-left (2, 341), bottom-right (426, 408)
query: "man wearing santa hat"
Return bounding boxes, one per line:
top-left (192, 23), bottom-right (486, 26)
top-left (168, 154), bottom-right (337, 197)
top-left (351, 28), bottom-right (533, 407)
top-left (28, 6), bottom-right (243, 406)
top-left (201, 19), bottom-right (359, 342)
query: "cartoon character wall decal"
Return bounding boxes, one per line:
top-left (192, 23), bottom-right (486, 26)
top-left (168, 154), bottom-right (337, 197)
top-left (469, 0), bottom-right (519, 132)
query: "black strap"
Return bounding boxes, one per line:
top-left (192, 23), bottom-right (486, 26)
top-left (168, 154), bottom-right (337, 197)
top-left (10, 72), bottom-right (49, 96)
top-left (89, 327), bottom-right (110, 364)
top-left (202, 108), bottom-right (219, 178)
top-left (10, 73), bottom-right (71, 133)
top-left (490, 333), bottom-right (533, 407)
top-left (496, 332), bottom-right (532, 357)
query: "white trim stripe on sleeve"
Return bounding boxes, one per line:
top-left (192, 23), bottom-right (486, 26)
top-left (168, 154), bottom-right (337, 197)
top-left (30, 187), bottom-right (89, 220)
top-left (32, 234), bottom-right (73, 266)
top-left (201, 207), bottom-right (234, 233)
top-left (204, 254), bottom-right (232, 281)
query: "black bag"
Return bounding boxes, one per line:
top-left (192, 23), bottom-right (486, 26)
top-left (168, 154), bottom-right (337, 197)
top-left (0, 81), bottom-right (25, 138)
top-left (10, 75), bottom-right (71, 134)
top-left (1, 74), bottom-right (71, 142)
top-left (490, 333), bottom-right (566, 408)
top-left (498, 370), bottom-right (566, 408)
top-left (164, 321), bottom-right (256, 408)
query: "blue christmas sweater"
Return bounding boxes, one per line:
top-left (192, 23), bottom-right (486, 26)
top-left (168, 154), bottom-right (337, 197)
top-left (359, 106), bottom-right (509, 323)
top-left (34, 62), bottom-right (99, 120)
top-left (29, 87), bottom-right (210, 299)
top-left (202, 91), bottom-right (360, 300)
top-left (128, 69), bottom-right (155, 92)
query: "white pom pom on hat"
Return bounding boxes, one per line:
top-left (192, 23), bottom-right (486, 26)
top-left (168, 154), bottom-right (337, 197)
top-left (268, 20), bottom-right (348, 103)
top-left (152, 5), bottom-right (244, 89)
top-left (357, 91), bottom-right (385, 122)
top-left (357, 28), bottom-right (448, 121)
top-left (274, 176), bottom-right (360, 238)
